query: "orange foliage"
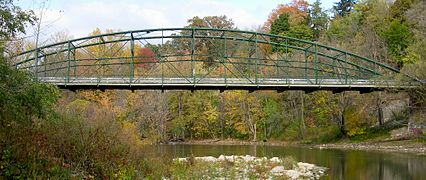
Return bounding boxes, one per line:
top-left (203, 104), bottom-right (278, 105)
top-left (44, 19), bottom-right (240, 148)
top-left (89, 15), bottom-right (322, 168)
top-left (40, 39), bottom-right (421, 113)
top-left (263, 0), bottom-right (309, 32)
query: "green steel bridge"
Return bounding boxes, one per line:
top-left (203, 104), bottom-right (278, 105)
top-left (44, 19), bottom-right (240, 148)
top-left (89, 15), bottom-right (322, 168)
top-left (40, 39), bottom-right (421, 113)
top-left (10, 28), bottom-right (415, 93)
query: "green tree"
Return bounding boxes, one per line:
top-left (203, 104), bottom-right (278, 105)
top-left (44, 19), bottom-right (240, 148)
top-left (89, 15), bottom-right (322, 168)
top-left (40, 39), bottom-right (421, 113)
top-left (333, 0), bottom-right (357, 17)
top-left (285, 24), bottom-right (313, 42)
top-left (0, 0), bottom-right (36, 56)
top-left (0, 0), bottom-right (36, 40)
top-left (270, 13), bottom-right (290, 53)
top-left (270, 13), bottom-right (290, 36)
top-left (381, 20), bottom-right (414, 67)
top-left (309, 0), bottom-right (329, 40)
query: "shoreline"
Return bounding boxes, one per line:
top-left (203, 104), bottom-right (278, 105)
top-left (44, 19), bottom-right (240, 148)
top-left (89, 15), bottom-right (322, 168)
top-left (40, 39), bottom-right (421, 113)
top-left (172, 139), bottom-right (426, 155)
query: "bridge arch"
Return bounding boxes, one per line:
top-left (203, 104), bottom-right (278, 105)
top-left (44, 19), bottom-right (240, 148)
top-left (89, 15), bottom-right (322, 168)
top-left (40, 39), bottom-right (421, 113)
top-left (10, 28), bottom-right (404, 91)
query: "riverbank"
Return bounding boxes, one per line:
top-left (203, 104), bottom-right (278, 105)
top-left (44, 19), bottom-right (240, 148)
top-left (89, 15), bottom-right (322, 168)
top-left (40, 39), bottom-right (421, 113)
top-left (175, 139), bottom-right (426, 155)
top-left (315, 140), bottom-right (426, 155)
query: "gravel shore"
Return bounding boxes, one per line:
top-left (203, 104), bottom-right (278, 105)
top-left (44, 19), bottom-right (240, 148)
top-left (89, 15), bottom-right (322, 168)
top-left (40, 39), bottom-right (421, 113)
top-left (175, 139), bottom-right (426, 155)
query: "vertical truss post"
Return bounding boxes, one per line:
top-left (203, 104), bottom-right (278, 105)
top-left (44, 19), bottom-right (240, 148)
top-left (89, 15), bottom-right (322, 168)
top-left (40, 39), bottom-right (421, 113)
top-left (44, 55), bottom-right (47, 78)
top-left (255, 33), bottom-right (258, 85)
top-left (191, 28), bottom-right (195, 86)
top-left (130, 33), bottom-right (135, 84)
top-left (161, 30), bottom-right (164, 87)
top-left (305, 50), bottom-right (308, 82)
top-left (35, 48), bottom-right (39, 81)
top-left (373, 61), bottom-right (378, 77)
top-left (276, 54), bottom-right (279, 78)
top-left (72, 48), bottom-right (76, 80)
top-left (344, 52), bottom-right (348, 84)
top-left (223, 31), bottom-right (227, 85)
top-left (286, 39), bottom-right (289, 84)
top-left (67, 42), bottom-right (71, 83)
top-left (332, 57), bottom-right (337, 79)
top-left (314, 44), bottom-right (319, 84)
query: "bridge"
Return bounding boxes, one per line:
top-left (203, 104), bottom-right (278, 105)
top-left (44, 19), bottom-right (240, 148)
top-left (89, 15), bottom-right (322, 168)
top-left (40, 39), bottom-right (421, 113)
top-left (10, 28), bottom-right (415, 93)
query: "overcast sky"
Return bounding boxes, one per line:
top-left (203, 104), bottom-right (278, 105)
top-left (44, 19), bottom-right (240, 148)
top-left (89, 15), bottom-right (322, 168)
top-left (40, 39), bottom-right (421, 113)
top-left (17, 0), bottom-right (338, 43)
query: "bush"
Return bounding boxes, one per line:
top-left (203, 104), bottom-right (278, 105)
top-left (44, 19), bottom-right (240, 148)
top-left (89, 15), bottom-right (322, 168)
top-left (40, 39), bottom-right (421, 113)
top-left (0, 60), bottom-right (151, 178)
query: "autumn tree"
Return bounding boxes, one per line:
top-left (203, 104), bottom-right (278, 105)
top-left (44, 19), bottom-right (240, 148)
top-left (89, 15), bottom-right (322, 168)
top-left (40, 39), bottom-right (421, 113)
top-left (263, 0), bottom-right (309, 32)
top-left (400, 0), bottom-right (426, 107)
top-left (136, 46), bottom-right (159, 70)
top-left (225, 91), bottom-right (264, 141)
top-left (83, 28), bottom-right (128, 76)
top-left (390, 0), bottom-right (418, 20)
top-left (182, 15), bottom-right (236, 69)
top-left (325, 0), bottom-right (393, 66)
top-left (268, 0), bottom-right (313, 52)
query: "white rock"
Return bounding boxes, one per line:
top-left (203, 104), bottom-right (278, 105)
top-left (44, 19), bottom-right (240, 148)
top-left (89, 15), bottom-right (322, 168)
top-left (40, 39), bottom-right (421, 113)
top-left (218, 155), bottom-right (226, 161)
top-left (195, 156), bottom-right (217, 162)
top-left (303, 171), bottom-right (313, 177)
top-left (270, 166), bottom-right (285, 174)
top-left (225, 155), bottom-right (235, 162)
top-left (297, 162), bottom-right (315, 173)
top-left (285, 170), bottom-right (302, 179)
top-left (243, 155), bottom-right (255, 162)
top-left (270, 157), bottom-right (282, 163)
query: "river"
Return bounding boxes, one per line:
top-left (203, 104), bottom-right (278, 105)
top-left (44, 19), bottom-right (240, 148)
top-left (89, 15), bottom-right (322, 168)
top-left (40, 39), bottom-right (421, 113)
top-left (144, 144), bottom-right (426, 180)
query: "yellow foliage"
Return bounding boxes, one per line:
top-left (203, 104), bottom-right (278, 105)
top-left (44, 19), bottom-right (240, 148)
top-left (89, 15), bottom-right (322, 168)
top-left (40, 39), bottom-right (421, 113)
top-left (121, 121), bottom-right (144, 147)
top-left (346, 108), bottom-right (369, 137)
top-left (66, 99), bottom-right (90, 118)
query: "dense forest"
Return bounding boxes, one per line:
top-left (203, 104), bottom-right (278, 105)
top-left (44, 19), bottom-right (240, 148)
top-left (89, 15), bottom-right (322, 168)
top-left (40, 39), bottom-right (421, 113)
top-left (1, 0), bottom-right (425, 178)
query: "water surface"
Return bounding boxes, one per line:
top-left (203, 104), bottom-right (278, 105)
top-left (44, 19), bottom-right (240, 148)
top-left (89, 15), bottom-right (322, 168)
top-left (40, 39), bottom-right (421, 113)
top-left (144, 144), bottom-right (426, 180)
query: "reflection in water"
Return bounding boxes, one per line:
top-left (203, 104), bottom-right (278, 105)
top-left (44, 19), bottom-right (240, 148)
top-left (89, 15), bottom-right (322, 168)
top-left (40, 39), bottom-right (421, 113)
top-left (144, 144), bottom-right (426, 180)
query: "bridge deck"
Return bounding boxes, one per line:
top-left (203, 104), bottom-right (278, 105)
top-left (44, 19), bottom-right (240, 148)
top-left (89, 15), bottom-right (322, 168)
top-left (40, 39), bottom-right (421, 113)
top-left (39, 77), bottom-right (405, 92)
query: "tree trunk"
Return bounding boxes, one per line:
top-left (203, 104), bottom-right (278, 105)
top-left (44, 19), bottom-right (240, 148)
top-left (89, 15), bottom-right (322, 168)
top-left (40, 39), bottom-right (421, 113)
top-left (377, 92), bottom-right (384, 126)
top-left (300, 91), bottom-right (305, 139)
top-left (178, 92), bottom-right (183, 139)
top-left (253, 123), bottom-right (257, 142)
top-left (220, 93), bottom-right (225, 139)
top-left (339, 92), bottom-right (347, 136)
top-left (340, 110), bottom-right (346, 136)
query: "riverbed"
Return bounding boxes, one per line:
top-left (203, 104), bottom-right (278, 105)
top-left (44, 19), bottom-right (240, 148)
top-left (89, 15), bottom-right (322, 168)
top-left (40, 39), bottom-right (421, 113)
top-left (143, 144), bottom-right (426, 180)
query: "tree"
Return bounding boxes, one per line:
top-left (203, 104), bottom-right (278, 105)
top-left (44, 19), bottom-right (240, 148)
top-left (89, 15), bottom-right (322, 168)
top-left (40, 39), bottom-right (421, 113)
top-left (269, 12), bottom-right (313, 52)
top-left (225, 91), bottom-right (264, 141)
top-left (0, 0), bottom-right (36, 56)
top-left (270, 13), bottom-right (290, 36)
top-left (263, 0), bottom-right (309, 32)
top-left (325, 0), bottom-right (394, 66)
top-left (186, 15), bottom-right (235, 29)
top-left (400, 0), bottom-right (426, 106)
top-left (270, 13), bottom-right (290, 53)
top-left (136, 47), bottom-right (159, 70)
top-left (174, 15), bottom-right (236, 69)
top-left (390, 0), bottom-right (417, 20)
top-left (309, 0), bottom-right (329, 40)
top-left (333, 0), bottom-right (357, 17)
top-left (0, 0), bottom-right (36, 40)
top-left (404, 0), bottom-right (425, 64)
top-left (381, 20), bottom-right (414, 67)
